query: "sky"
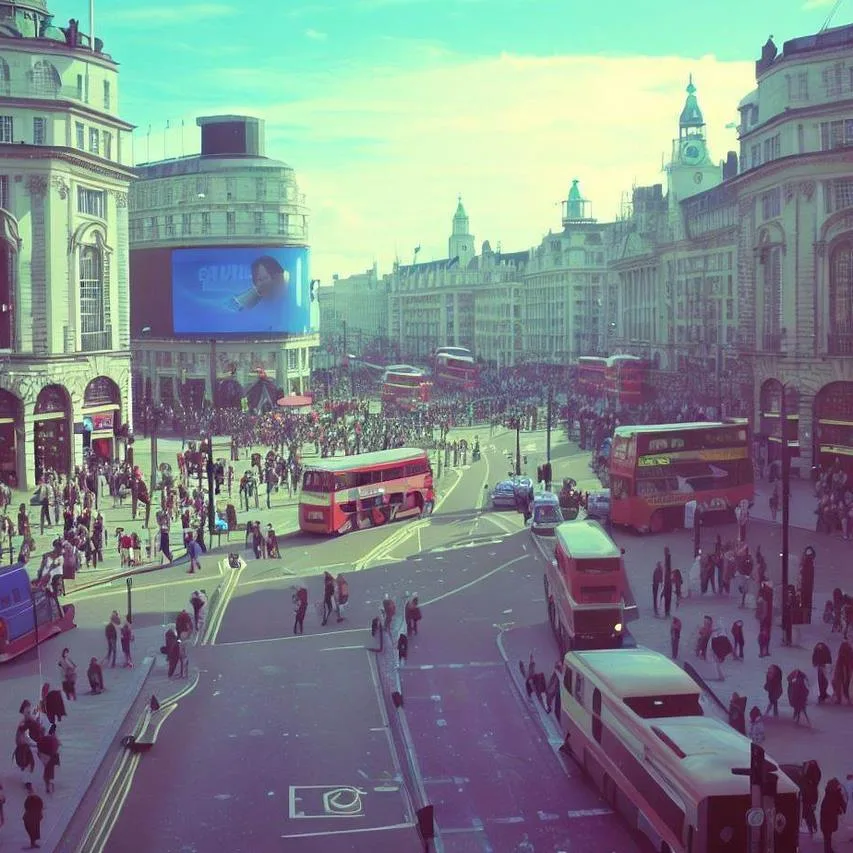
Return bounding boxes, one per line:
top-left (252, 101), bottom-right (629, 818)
top-left (48, 0), bottom-right (853, 282)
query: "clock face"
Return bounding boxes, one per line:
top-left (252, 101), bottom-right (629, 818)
top-left (681, 140), bottom-right (703, 165)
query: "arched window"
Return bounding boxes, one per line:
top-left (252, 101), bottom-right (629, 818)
top-left (761, 246), bottom-right (782, 350)
top-left (28, 59), bottom-right (60, 96)
top-left (829, 240), bottom-right (853, 354)
top-left (0, 58), bottom-right (9, 96)
top-left (80, 245), bottom-right (108, 351)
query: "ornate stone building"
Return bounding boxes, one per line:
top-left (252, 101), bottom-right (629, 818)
top-left (0, 0), bottom-right (135, 488)
top-left (129, 115), bottom-right (319, 409)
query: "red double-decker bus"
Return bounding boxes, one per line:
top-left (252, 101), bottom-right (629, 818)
top-left (299, 447), bottom-right (435, 535)
top-left (434, 348), bottom-right (478, 390)
top-left (605, 355), bottom-right (649, 408)
top-left (381, 365), bottom-right (430, 411)
top-left (609, 422), bottom-right (754, 533)
top-left (576, 356), bottom-right (607, 397)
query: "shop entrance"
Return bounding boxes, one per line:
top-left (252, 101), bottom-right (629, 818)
top-left (34, 385), bottom-right (71, 479)
top-left (0, 388), bottom-right (21, 487)
top-left (82, 376), bottom-right (121, 465)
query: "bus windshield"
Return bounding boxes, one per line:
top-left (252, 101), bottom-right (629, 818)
top-left (624, 693), bottom-right (704, 718)
top-left (534, 505), bottom-right (562, 524)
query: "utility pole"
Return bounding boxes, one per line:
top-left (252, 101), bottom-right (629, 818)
top-left (780, 385), bottom-right (792, 646)
top-left (206, 450), bottom-right (216, 537)
top-left (209, 337), bottom-right (217, 408)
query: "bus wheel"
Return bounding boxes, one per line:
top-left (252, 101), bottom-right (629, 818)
top-left (649, 510), bottom-right (665, 534)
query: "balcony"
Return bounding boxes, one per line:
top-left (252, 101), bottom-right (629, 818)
top-left (80, 327), bottom-right (113, 353)
top-left (828, 328), bottom-right (853, 355)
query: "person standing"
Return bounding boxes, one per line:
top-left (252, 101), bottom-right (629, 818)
top-left (120, 616), bottom-right (134, 668)
top-left (814, 641), bottom-right (833, 703)
top-left (158, 523), bottom-right (173, 565)
top-left (187, 535), bottom-right (202, 574)
top-left (36, 725), bottom-right (60, 794)
top-left (22, 782), bottom-right (43, 849)
top-left (104, 612), bottom-right (119, 668)
top-left (405, 595), bottom-right (422, 635)
top-left (670, 616), bottom-right (682, 659)
top-left (190, 590), bottom-right (206, 633)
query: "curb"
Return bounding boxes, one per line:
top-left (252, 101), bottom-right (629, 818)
top-left (67, 554), bottom-right (189, 595)
top-left (42, 653), bottom-right (156, 853)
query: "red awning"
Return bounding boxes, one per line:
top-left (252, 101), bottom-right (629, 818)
top-left (277, 394), bottom-right (314, 408)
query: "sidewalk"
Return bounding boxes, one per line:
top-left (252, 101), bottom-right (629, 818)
top-left (0, 622), bottom-right (163, 852)
top-left (526, 524), bottom-right (853, 852)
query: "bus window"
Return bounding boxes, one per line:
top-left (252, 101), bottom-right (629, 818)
top-left (335, 472), bottom-right (358, 491)
top-left (303, 471), bottom-right (332, 492)
top-left (574, 673), bottom-right (585, 706)
top-left (382, 466), bottom-right (404, 481)
top-left (592, 688), bottom-right (602, 743)
top-left (563, 667), bottom-right (573, 693)
top-left (575, 558), bottom-right (618, 574)
top-left (623, 693), bottom-right (703, 719)
top-left (610, 476), bottom-right (629, 500)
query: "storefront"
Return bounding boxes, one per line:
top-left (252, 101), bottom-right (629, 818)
top-left (81, 376), bottom-right (122, 463)
top-left (34, 385), bottom-right (71, 480)
top-left (814, 381), bottom-right (853, 472)
top-left (758, 379), bottom-right (800, 470)
top-left (0, 389), bottom-right (21, 487)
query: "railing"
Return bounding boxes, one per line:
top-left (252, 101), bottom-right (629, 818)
top-left (0, 82), bottom-right (96, 104)
top-left (80, 327), bottom-right (113, 352)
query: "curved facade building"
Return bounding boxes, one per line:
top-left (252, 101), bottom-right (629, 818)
top-left (0, 0), bottom-right (135, 489)
top-left (129, 115), bottom-right (319, 411)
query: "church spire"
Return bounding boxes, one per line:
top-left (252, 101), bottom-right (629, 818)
top-left (679, 73), bottom-right (705, 133)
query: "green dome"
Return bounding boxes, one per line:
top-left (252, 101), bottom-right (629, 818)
top-left (680, 74), bottom-right (705, 128)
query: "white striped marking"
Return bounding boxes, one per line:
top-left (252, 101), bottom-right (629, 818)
top-left (566, 807), bottom-right (615, 818)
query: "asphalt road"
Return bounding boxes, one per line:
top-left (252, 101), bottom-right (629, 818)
top-left (88, 425), bottom-right (662, 853)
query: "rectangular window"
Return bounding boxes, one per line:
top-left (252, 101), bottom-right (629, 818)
top-left (834, 179), bottom-right (853, 211)
top-left (77, 186), bottom-right (105, 218)
top-left (797, 124), bottom-right (805, 154)
top-left (820, 119), bottom-right (853, 150)
top-left (164, 184), bottom-right (173, 205)
top-left (0, 175), bottom-right (9, 210)
top-left (750, 144), bottom-right (761, 169)
top-left (165, 214), bottom-right (174, 237)
top-left (797, 72), bottom-right (808, 100)
top-left (32, 116), bottom-right (45, 145)
top-left (149, 217), bottom-right (159, 239)
top-left (76, 74), bottom-right (84, 100)
top-left (88, 127), bottom-right (99, 154)
top-left (0, 116), bottom-right (12, 144)
top-left (278, 212), bottom-right (286, 235)
top-left (102, 130), bottom-right (112, 159)
top-left (201, 211), bottom-right (211, 235)
top-left (287, 349), bottom-right (298, 371)
top-left (225, 178), bottom-right (235, 200)
top-left (195, 177), bottom-right (207, 196)
top-left (79, 247), bottom-right (106, 346)
top-left (253, 211), bottom-right (264, 234)
top-left (255, 177), bottom-right (265, 201)
top-left (761, 187), bottom-right (781, 221)
top-left (181, 213), bottom-right (192, 236)
top-left (103, 80), bottom-right (111, 110)
top-left (75, 122), bottom-right (84, 149)
top-left (226, 211), bottom-right (235, 235)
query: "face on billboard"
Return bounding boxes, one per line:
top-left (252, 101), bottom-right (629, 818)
top-left (171, 247), bottom-right (315, 335)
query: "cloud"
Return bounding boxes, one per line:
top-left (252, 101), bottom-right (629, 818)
top-left (105, 4), bottom-right (237, 25)
top-left (163, 50), bottom-right (754, 281)
top-left (305, 28), bottom-right (328, 40)
top-left (801, 0), bottom-right (835, 8)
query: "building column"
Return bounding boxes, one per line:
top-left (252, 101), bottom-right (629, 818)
top-left (22, 412), bottom-right (36, 492)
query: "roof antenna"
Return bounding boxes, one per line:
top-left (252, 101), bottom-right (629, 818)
top-left (820, 0), bottom-right (844, 32)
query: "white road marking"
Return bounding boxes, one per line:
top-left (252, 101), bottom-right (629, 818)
top-left (216, 627), bottom-right (366, 647)
top-left (420, 555), bottom-right (526, 607)
top-left (566, 807), bottom-right (615, 818)
top-left (320, 645), bottom-right (365, 651)
top-left (281, 822), bottom-right (414, 839)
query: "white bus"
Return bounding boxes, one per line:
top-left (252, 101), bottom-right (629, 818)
top-left (558, 647), bottom-right (800, 853)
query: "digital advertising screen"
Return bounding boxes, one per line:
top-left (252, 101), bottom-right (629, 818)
top-left (171, 246), bottom-right (315, 336)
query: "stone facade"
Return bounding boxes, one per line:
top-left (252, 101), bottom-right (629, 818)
top-left (0, 3), bottom-right (135, 488)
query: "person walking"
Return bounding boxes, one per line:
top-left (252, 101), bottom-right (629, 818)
top-left (104, 612), bottom-right (119, 667)
top-left (292, 586), bottom-right (308, 635)
top-left (820, 777), bottom-right (847, 853)
top-left (36, 724), bottom-right (60, 794)
top-left (120, 616), bottom-right (134, 668)
top-left (814, 641), bottom-right (833, 703)
top-left (731, 620), bottom-right (745, 660)
top-left (788, 669), bottom-right (811, 726)
top-left (187, 535), bottom-right (202, 574)
top-left (321, 571), bottom-right (335, 626)
top-left (158, 523), bottom-right (173, 565)
top-left (764, 663), bottom-right (783, 717)
top-left (190, 590), bottom-right (206, 633)
top-left (57, 648), bottom-right (77, 701)
top-left (652, 562), bottom-right (663, 617)
top-left (670, 616), bottom-right (682, 659)
top-left (22, 781), bottom-right (43, 849)
top-left (405, 595), bottom-right (422, 635)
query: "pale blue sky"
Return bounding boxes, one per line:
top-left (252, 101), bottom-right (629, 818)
top-left (49, 0), bottom-right (852, 279)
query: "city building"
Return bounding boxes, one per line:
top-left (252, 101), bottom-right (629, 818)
top-left (0, 1), bottom-right (135, 489)
top-left (128, 114), bottom-right (319, 412)
top-left (322, 264), bottom-right (388, 356)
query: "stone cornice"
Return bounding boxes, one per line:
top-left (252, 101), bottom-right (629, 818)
top-left (6, 145), bottom-right (136, 182)
top-left (0, 96), bottom-right (136, 131)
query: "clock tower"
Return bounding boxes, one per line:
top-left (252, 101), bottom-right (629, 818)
top-left (667, 75), bottom-right (721, 212)
top-left (448, 195), bottom-right (475, 267)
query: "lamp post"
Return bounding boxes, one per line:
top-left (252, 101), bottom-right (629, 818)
top-left (141, 327), bottom-right (157, 490)
top-left (514, 414), bottom-right (521, 476)
top-left (780, 384), bottom-right (792, 646)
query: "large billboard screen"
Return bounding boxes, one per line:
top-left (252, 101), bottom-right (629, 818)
top-left (171, 247), bottom-right (313, 335)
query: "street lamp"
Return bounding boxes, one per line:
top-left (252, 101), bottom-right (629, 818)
top-left (140, 327), bottom-right (158, 490)
top-left (778, 382), bottom-right (795, 646)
